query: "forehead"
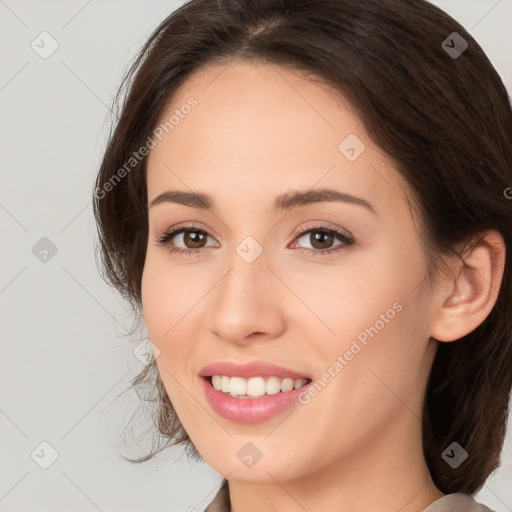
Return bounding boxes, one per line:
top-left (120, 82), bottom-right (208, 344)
top-left (146, 60), bottom-right (412, 221)
top-left (159, 59), bottom-right (363, 144)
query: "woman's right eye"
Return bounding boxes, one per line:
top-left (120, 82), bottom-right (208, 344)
top-left (156, 225), bottom-right (218, 255)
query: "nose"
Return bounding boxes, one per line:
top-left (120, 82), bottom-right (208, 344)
top-left (207, 246), bottom-right (286, 345)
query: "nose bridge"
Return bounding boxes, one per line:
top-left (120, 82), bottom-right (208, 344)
top-left (218, 240), bottom-right (270, 314)
top-left (208, 237), bottom-right (284, 342)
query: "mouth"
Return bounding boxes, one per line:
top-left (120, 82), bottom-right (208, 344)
top-left (202, 375), bottom-right (313, 399)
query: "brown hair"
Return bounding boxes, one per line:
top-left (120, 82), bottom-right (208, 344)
top-left (93, 0), bottom-right (512, 494)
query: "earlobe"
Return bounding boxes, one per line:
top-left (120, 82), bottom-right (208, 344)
top-left (430, 230), bottom-right (506, 343)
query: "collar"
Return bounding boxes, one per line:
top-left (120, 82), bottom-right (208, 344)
top-left (202, 479), bottom-right (493, 512)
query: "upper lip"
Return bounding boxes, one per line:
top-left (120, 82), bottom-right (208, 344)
top-left (199, 360), bottom-right (311, 380)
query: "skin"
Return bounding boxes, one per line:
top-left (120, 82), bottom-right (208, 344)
top-left (141, 60), bottom-right (505, 512)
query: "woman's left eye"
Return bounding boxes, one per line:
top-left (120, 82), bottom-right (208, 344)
top-left (290, 224), bottom-right (355, 256)
top-left (155, 223), bottom-right (355, 257)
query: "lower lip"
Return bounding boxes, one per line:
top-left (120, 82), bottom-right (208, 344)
top-left (200, 376), bottom-right (308, 423)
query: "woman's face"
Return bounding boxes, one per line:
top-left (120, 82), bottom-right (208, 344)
top-left (142, 60), bottom-right (439, 484)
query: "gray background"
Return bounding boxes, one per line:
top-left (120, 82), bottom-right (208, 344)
top-left (1, 1), bottom-right (511, 511)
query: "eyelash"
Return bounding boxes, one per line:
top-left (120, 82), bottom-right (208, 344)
top-left (155, 222), bottom-right (355, 257)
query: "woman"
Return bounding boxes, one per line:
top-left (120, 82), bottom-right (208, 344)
top-left (93, 0), bottom-right (512, 510)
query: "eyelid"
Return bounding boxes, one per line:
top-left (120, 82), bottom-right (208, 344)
top-left (290, 221), bottom-right (353, 241)
top-left (157, 221), bottom-right (352, 242)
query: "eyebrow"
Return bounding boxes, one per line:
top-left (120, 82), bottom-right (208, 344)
top-left (148, 188), bottom-right (377, 215)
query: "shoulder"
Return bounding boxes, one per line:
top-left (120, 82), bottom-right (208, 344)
top-left (423, 492), bottom-right (495, 512)
top-left (202, 479), bottom-right (230, 512)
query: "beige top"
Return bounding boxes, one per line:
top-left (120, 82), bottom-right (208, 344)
top-left (203, 479), bottom-right (495, 512)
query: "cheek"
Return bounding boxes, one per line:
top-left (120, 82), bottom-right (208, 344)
top-left (141, 254), bottom-right (195, 341)
top-left (141, 264), bottom-right (169, 342)
top-left (141, 264), bottom-right (183, 396)
top-left (141, 260), bottom-right (194, 405)
top-left (277, 245), bottom-right (408, 345)
top-left (298, 243), bottom-right (429, 390)
top-left (141, 256), bottom-right (206, 378)
top-left (324, 291), bottom-right (430, 429)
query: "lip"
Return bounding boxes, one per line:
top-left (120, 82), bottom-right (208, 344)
top-left (199, 375), bottom-right (310, 423)
top-left (198, 361), bottom-right (312, 423)
top-left (198, 360), bottom-right (311, 380)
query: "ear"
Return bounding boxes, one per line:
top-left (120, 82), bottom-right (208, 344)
top-left (430, 230), bottom-right (506, 343)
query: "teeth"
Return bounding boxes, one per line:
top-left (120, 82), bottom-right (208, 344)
top-left (210, 375), bottom-right (309, 398)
